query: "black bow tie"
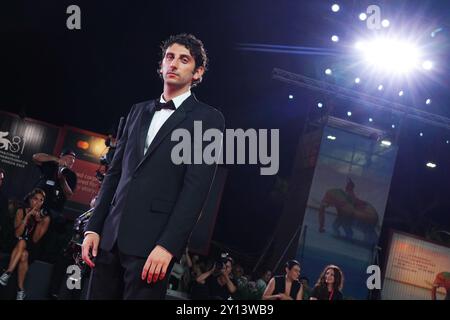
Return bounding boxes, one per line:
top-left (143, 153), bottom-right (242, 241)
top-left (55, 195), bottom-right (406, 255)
top-left (155, 99), bottom-right (176, 111)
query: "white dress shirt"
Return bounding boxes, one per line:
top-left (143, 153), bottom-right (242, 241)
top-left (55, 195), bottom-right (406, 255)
top-left (85, 90), bottom-right (191, 238)
top-left (144, 90), bottom-right (191, 154)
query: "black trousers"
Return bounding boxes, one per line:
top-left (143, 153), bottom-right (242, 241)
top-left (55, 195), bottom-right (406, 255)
top-left (86, 244), bottom-right (175, 300)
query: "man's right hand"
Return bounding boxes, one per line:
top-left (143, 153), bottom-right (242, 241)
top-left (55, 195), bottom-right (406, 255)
top-left (82, 233), bottom-right (100, 268)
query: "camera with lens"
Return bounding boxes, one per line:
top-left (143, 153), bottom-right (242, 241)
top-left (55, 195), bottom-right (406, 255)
top-left (212, 253), bottom-right (232, 276)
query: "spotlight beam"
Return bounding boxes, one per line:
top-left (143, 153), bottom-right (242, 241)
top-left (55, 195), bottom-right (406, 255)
top-left (237, 43), bottom-right (339, 52)
top-left (236, 43), bottom-right (344, 56)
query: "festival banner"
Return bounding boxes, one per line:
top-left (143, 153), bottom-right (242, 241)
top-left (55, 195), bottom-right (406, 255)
top-left (382, 231), bottom-right (450, 300)
top-left (0, 111), bottom-right (60, 200)
top-left (296, 125), bottom-right (398, 299)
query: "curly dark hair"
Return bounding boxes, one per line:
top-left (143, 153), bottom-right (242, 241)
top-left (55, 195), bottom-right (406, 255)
top-left (158, 33), bottom-right (208, 87)
top-left (315, 264), bottom-right (344, 291)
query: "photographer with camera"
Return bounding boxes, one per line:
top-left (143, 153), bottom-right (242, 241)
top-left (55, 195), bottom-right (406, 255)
top-left (32, 149), bottom-right (77, 219)
top-left (0, 188), bottom-right (50, 300)
top-left (195, 255), bottom-right (237, 300)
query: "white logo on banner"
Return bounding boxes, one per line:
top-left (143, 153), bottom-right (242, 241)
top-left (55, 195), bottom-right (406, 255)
top-left (0, 131), bottom-right (23, 153)
top-left (0, 130), bottom-right (28, 168)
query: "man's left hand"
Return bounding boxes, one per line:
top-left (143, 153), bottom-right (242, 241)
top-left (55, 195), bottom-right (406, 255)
top-left (141, 245), bottom-right (173, 284)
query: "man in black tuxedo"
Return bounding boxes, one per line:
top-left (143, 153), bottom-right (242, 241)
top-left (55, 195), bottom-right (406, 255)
top-left (81, 34), bottom-right (225, 299)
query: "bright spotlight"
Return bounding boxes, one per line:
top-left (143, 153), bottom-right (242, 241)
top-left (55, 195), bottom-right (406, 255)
top-left (354, 77), bottom-right (361, 84)
top-left (331, 35), bottom-right (339, 42)
top-left (356, 38), bottom-right (421, 74)
top-left (325, 68), bottom-right (332, 75)
top-left (288, 94), bottom-right (294, 99)
top-left (398, 90), bottom-right (404, 96)
top-left (331, 4), bottom-right (340, 12)
top-left (327, 135), bottom-right (337, 140)
top-left (381, 19), bottom-right (390, 28)
top-left (378, 84), bottom-right (384, 91)
top-left (354, 42), bottom-right (364, 51)
top-left (317, 102), bottom-right (323, 108)
top-left (426, 98), bottom-right (431, 105)
top-left (347, 111), bottom-right (352, 117)
top-left (426, 162), bottom-right (436, 168)
top-left (419, 132), bottom-right (424, 137)
top-left (381, 140), bottom-right (392, 147)
top-left (422, 60), bottom-right (433, 70)
top-left (359, 13), bottom-right (367, 21)
top-left (391, 124), bottom-right (396, 129)
top-left (369, 117), bottom-right (373, 122)
top-left (447, 140), bottom-right (449, 144)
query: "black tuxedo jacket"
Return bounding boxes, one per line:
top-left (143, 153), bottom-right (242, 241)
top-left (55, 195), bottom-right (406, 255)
top-left (86, 94), bottom-right (225, 259)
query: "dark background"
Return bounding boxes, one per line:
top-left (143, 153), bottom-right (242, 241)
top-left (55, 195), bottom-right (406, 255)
top-left (1, 0), bottom-right (449, 267)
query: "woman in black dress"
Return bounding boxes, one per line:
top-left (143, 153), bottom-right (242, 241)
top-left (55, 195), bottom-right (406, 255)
top-left (310, 264), bottom-right (344, 300)
top-left (262, 260), bottom-right (304, 300)
top-left (0, 188), bottom-right (50, 300)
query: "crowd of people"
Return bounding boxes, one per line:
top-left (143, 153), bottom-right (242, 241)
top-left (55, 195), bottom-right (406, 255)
top-left (166, 250), bottom-right (345, 300)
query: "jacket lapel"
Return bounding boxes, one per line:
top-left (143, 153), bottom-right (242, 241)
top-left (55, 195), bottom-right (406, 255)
top-left (135, 94), bottom-right (196, 171)
top-left (137, 100), bottom-right (157, 160)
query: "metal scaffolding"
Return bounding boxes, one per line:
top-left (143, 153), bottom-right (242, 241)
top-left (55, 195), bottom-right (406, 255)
top-left (272, 68), bottom-right (450, 131)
